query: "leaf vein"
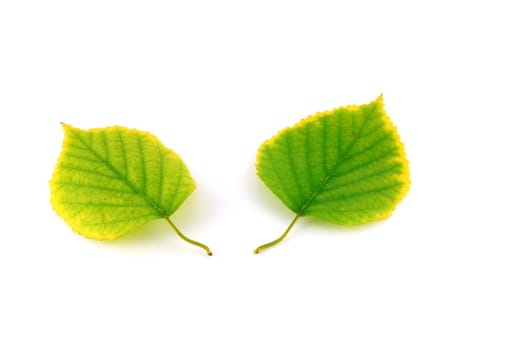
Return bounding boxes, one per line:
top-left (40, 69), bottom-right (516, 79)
top-left (59, 201), bottom-right (152, 208)
top-left (62, 152), bottom-right (101, 163)
top-left (54, 181), bottom-right (131, 194)
top-left (285, 133), bottom-right (303, 209)
top-left (73, 132), bottom-right (168, 217)
top-left (331, 148), bottom-right (399, 181)
top-left (118, 128), bottom-right (128, 178)
top-left (158, 141), bottom-right (164, 205)
top-left (304, 121), bottom-right (314, 193)
top-left (82, 213), bottom-right (157, 227)
top-left (309, 206), bottom-right (389, 213)
top-left (102, 130), bottom-right (109, 160)
top-left (321, 116), bottom-right (327, 175)
top-left (308, 183), bottom-right (402, 209)
top-left (294, 107), bottom-right (375, 215)
top-left (317, 163), bottom-right (402, 197)
top-left (59, 165), bottom-right (121, 180)
top-left (136, 133), bottom-right (147, 192)
top-left (263, 149), bottom-right (294, 208)
top-left (347, 129), bottom-right (391, 159)
top-left (169, 154), bottom-right (184, 211)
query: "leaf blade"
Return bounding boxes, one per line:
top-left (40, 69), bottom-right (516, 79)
top-left (50, 124), bottom-right (196, 241)
top-left (255, 95), bottom-right (410, 252)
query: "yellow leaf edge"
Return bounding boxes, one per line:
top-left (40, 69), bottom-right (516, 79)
top-left (255, 95), bottom-right (411, 222)
top-left (49, 123), bottom-right (197, 241)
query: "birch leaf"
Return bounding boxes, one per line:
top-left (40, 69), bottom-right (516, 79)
top-left (255, 95), bottom-right (410, 253)
top-left (50, 124), bottom-right (212, 255)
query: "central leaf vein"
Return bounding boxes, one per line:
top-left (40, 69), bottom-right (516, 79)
top-left (295, 109), bottom-right (375, 216)
top-left (72, 130), bottom-right (168, 217)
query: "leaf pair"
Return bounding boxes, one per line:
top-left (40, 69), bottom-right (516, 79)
top-left (50, 96), bottom-right (410, 255)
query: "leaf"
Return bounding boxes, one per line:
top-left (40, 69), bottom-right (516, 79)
top-left (254, 95), bottom-right (410, 253)
top-left (50, 123), bottom-right (212, 255)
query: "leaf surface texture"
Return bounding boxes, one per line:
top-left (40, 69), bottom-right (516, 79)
top-left (50, 124), bottom-right (197, 241)
top-left (255, 95), bottom-right (410, 252)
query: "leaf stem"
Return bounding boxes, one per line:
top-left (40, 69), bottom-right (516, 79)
top-left (254, 213), bottom-right (301, 254)
top-left (164, 217), bottom-right (212, 256)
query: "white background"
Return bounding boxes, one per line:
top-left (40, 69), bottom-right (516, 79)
top-left (1, 1), bottom-right (524, 349)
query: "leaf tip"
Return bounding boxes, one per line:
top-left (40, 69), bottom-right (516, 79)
top-left (374, 94), bottom-right (384, 106)
top-left (60, 122), bottom-right (74, 133)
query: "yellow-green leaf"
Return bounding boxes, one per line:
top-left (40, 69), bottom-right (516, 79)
top-left (255, 95), bottom-right (410, 253)
top-left (50, 124), bottom-right (212, 255)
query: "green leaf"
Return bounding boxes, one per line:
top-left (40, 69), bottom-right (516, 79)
top-left (50, 124), bottom-right (212, 256)
top-left (254, 95), bottom-right (410, 253)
